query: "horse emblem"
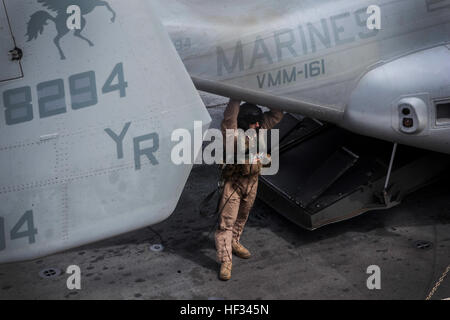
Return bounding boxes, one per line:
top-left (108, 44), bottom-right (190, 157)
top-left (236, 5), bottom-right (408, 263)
top-left (26, 0), bottom-right (116, 60)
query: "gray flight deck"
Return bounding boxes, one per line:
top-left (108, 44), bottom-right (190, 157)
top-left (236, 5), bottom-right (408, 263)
top-left (0, 94), bottom-right (449, 300)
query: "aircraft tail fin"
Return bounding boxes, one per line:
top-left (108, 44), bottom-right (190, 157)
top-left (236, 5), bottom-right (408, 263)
top-left (1, 0), bottom-right (210, 263)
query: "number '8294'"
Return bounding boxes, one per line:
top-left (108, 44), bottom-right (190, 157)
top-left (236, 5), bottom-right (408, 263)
top-left (2, 62), bottom-right (127, 126)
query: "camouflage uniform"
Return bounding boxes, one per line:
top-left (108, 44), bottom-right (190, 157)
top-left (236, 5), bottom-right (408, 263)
top-left (215, 100), bottom-right (283, 263)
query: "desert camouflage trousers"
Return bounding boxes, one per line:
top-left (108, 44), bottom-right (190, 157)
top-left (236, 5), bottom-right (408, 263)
top-left (215, 175), bottom-right (258, 263)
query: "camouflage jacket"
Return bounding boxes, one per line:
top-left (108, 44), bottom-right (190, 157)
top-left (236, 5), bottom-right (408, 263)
top-left (220, 99), bottom-right (283, 179)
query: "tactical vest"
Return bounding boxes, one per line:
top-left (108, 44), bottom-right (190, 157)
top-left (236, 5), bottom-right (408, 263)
top-left (221, 129), bottom-right (264, 180)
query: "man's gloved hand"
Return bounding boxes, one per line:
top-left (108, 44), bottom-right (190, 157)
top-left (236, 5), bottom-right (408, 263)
top-left (261, 153), bottom-right (272, 168)
top-left (249, 152), bottom-right (272, 167)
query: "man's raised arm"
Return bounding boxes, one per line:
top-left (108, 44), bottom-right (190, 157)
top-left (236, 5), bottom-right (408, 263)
top-left (261, 108), bottom-right (284, 130)
top-left (221, 99), bottom-right (241, 136)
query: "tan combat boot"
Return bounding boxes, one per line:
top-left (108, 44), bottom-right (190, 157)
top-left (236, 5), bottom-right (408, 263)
top-left (232, 241), bottom-right (251, 259)
top-left (219, 262), bottom-right (232, 281)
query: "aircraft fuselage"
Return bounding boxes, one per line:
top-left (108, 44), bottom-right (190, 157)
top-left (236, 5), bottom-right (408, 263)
top-left (157, 0), bottom-right (450, 154)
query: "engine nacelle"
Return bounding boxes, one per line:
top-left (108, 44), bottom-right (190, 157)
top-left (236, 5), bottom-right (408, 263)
top-left (344, 45), bottom-right (450, 154)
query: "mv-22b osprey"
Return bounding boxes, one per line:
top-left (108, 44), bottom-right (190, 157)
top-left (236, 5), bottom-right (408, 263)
top-left (0, 0), bottom-right (449, 263)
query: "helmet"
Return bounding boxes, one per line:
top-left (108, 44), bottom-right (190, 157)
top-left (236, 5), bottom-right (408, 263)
top-left (237, 103), bottom-right (263, 130)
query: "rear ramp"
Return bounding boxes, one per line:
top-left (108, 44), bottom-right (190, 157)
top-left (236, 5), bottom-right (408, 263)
top-left (258, 114), bottom-right (450, 230)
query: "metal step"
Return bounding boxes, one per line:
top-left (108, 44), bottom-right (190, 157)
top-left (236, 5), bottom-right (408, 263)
top-left (294, 146), bottom-right (359, 208)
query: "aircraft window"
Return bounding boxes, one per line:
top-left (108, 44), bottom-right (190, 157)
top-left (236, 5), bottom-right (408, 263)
top-left (436, 101), bottom-right (450, 126)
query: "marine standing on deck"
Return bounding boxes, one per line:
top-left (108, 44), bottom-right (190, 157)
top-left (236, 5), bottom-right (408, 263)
top-left (215, 99), bottom-right (283, 281)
